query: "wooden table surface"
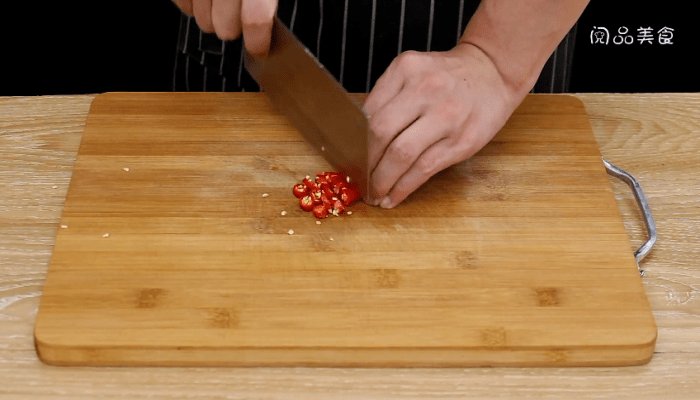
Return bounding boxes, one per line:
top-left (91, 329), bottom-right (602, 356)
top-left (1, 93), bottom-right (698, 399)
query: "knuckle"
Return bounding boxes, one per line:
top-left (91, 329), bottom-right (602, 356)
top-left (242, 17), bottom-right (271, 31)
top-left (241, 2), bottom-right (276, 29)
top-left (415, 154), bottom-right (439, 176)
top-left (395, 50), bottom-right (423, 72)
top-left (374, 180), bottom-right (392, 199)
top-left (369, 116), bottom-right (394, 141)
top-left (387, 140), bottom-right (417, 167)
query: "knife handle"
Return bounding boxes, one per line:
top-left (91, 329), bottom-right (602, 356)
top-left (603, 159), bottom-right (657, 277)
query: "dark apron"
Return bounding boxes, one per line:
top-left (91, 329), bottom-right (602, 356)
top-left (173, 0), bottom-right (577, 93)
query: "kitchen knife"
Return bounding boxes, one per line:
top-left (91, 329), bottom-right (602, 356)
top-left (243, 17), bottom-right (370, 199)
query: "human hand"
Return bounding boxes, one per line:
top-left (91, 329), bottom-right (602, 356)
top-left (363, 43), bottom-right (526, 208)
top-left (173, 0), bottom-right (278, 55)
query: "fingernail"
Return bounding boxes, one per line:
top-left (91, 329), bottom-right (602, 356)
top-left (379, 197), bottom-right (393, 209)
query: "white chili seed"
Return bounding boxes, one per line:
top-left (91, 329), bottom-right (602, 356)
top-left (287, 229), bottom-right (294, 235)
top-left (52, 185), bottom-right (58, 189)
top-left (316, 221), bottom-right (321, 225)
top-left (102, 233), bottom-right (110, 238)
top-left (347, 211), bottom-right (352, 215)
top-left (123, 167), bottom-right (130, 172)
top-left (262, 193), bottom-right (269, 198)
top-left (60, 224), bottom-right (68, 229)
top-left (281, 210), bottom-right (287, 216)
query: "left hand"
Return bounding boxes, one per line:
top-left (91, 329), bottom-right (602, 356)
top-left (363, 42), bottom-right (524, 208)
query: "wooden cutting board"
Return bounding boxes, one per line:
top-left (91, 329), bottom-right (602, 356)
top-left (34, 92), bottom-right (656, 367)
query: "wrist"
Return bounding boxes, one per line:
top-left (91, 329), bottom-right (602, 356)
top-left (451, 41), bottom-right (531, 109)
top-left (457, 37), bottom-right (540, 100)
top-left (458, 0), bottom-right (590, 97)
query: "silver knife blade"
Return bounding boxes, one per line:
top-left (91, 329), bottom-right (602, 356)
top-left (244, 17), bottom-right (370, 199)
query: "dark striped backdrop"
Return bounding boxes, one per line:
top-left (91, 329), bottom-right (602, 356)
top-left (173, 0), bottom-right (577, 94)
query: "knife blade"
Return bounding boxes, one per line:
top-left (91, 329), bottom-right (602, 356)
top-left (244, 17), bottom-right (370, 199)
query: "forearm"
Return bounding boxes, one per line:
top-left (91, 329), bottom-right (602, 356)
top-left (461, 0), bottom-right (590, 96)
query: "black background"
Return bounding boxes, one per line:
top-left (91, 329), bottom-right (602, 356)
top-left (570, 0), bottom-right (696, 92)
top-left (1, 0), bottom-right (696, 96)
top-left (2, 1), bottom-right (181, 95)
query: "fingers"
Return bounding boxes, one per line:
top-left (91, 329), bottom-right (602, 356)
top-left (182, 0), bottom-right (276, 52)
top-left (192, 0), bottom-right (214, 33)
top-left (364, 62), bottom-right (403, 116)
top-left (370, 114), bottom-right (450, 205)
top-left (378, 138), bottom-right (457, 209)
top-left (212, 0), bottom-right (242, 41)
top-left (367, 86), bottom-right (426, 174)
top-left (241, 0), bottom-right (277, 55)
top-left (364, 51), bottom-right (421, 116)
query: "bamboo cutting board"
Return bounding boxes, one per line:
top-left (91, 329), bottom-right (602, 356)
top-left (34, 93), bottom-right (656, 367)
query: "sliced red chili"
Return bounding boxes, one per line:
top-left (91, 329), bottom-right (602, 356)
top-left (310, 189), bottom-right (323, 204)
top-left (320, 192), bottom-right (332, 209)
top-left (327, 174), bottom-right (345, 187)
top-left (292, 183), bottom-right (308, 198)
top-left (340, 186), bottom-right (361, 205)
top-left (293, 171), bottom-right (359, 218)
top-left (303, 177), bottom-right (318, 192)
top-left (321, 184), bottom-right (335, 199)
top-left (299, 195), bottom-right (315, 212)
top-left (331, 181), bottom-right (347, 195)
top-left (331, 199), bottom-right (345, 215)
top-left (312, 204), bottom-right (328, 219)
top-left (315, 174), bottom-right (329, 185)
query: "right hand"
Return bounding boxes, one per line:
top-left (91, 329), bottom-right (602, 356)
top-left (173, 0), bottom-right (278, 56)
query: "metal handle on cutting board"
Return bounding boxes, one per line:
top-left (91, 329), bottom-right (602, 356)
top-left (603, 159), bottom-right (657, 276)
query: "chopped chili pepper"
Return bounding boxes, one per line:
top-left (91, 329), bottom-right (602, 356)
top-left (300, 195), bottom-right (315, 212)
top-left (315, 174), bottom-right (329, 185)
top-left (310, 189), bottom-right (324, 204)
top-left (303, 177), bottom-right (317, 191)
top-left (320, 192), bottom-right (332, 210)
top-left (331, 181), bottom-right (347, 195)
top-left (292, 171), bottom-right (360, 219)
top-left (292, 183), bottom-right (308, 198)
top-left (321, 184), bottom-right (335, 199)
top-left (312, 204), bottom-right (328, 219)
top-left (327, 174), bottom-right (345, 187)
top-left (340, 186), bottom-right (361, 205)
top-left (331, 199), bottom-right (345, 215)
